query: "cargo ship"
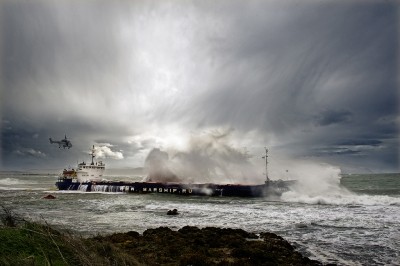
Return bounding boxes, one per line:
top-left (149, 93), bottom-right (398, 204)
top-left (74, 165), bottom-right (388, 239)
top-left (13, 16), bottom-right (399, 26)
top-left (56, 147), bottom-right (295, 197)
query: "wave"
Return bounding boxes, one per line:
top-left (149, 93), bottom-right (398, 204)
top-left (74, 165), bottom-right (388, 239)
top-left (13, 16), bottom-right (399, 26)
top-left (0, 177), bottom-right (38, 185)
top-left (281, 191), bottom-right (400, 206)
top-left (278, 163), bottom-right (400, 206)
top-left (47, 190), bottom-right (124, 195)
top-left (0, 186), bottom-right (25, 190)
top-left (0, 186), bottom-right (45, 191)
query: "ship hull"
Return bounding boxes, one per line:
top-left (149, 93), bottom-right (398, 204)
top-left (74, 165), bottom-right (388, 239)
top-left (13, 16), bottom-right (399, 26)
top-left (55, 179), bottom-right (294, 197)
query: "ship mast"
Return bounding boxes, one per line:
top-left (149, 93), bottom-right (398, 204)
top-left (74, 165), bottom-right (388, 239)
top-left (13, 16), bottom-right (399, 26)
top-left (262, 147), bottom-right (269, 183)
top-left (90, 145), bottom-right (95, 165)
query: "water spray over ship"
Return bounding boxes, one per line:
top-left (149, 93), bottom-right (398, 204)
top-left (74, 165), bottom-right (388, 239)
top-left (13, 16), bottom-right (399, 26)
top-left (55, 145), bottom-right (295, 197)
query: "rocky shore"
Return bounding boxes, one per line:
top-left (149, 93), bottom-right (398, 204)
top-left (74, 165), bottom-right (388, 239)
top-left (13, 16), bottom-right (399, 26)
top-left (0, 206), bottom-right (324, 265)
top-left (92, 226), bottom-right (322, 265)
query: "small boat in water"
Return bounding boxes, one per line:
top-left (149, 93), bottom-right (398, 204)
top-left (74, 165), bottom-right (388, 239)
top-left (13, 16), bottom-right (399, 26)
top-left (56, 147), bottom-right (295, 197)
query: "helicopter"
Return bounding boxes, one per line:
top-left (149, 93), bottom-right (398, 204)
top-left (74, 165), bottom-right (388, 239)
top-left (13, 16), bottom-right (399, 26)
top-left (49, 135), bottom-right (72, 149)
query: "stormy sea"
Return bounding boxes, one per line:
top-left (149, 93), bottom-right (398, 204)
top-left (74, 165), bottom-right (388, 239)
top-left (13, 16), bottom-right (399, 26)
top-left (0, 172), bottom-right (399, 265)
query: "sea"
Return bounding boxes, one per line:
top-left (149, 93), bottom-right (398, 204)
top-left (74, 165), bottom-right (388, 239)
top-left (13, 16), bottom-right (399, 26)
top-left (0, 172), bottom-right (399, 266)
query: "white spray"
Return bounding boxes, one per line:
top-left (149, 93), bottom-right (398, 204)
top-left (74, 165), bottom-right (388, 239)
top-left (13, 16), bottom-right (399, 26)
top-left (142, 131), bottom-right (400, 206)
top-left (143, 130), bottom-right (260, 184)
top-left (278, 158), bottom-right (400, 206)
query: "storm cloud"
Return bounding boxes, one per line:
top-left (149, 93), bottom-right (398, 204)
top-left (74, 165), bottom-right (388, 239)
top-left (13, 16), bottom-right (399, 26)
top-left (0, 0), bottom-right (398, 174)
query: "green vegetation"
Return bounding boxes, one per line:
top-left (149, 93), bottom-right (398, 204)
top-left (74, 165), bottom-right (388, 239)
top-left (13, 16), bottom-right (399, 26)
top-left (0, 206), bottom-right (321, 266)
top-left (0, 206), bottom-right (139, 266)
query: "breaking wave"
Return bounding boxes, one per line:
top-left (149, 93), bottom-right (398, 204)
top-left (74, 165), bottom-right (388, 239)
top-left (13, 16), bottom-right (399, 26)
top-left (277, 161), bottom-right (400, 206)
top-left (0, 177), bottom-right (37, 185)
top-left (281, 191), bottom-right (400, 206)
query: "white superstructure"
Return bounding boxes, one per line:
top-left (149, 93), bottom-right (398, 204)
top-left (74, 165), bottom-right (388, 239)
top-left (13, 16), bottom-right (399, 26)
top-left (76, 145), bottom-right (105, 181)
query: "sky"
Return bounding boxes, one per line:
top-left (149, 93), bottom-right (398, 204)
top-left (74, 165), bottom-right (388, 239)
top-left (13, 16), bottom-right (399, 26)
top-left (0, 0), bottom-right (399, 176)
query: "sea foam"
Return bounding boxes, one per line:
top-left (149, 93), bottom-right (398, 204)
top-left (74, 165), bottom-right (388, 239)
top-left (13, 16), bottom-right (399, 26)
top-left (281, 191), bottom-right (400, 206)
top-left (0, 177), bottom-right (37, 185)
top-left (278, 161), bottom-right (400, 206)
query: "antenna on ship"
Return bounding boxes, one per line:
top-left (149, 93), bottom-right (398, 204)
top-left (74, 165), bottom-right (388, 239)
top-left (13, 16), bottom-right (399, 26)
top-left (91, 145), bottom-right (95, 165)
top-left (262, 147), bottom-right (270, 184)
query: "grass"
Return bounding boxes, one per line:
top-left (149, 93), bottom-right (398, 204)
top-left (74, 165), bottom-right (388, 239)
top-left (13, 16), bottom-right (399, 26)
top-left (0, 205), bottom-right (140, 266)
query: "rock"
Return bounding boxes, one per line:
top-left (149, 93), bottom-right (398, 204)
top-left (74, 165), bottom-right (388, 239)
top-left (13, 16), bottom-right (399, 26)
top-left (143, 227), bottom-right (174, 237)
top-left (178, 226), bottom-right (201, 235)
top-left (126, 231), bottom-right (140, 238)
top-left (296, 222), bottom-right (308, 228)
top-left (167, 209), bottom-right (179, 215)
top-left (92, 226), bottom-right (323, 266)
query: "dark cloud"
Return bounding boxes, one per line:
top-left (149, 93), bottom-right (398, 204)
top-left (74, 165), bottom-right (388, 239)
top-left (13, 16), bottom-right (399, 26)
top-left (313, 147), bottom-right (362, 156)
top-left (336, 140), bottom-right (383, 147)
top-left (14, 148), bottom-right (46, 158)
top-left (314, 110), bottom-right (352, 126)
top-left (0, 0), bottom-right (398, 173)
